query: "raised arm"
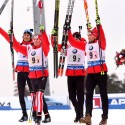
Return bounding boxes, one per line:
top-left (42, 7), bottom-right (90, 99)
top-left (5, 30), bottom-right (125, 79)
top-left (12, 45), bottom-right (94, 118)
top-left (97, 24), bottom-right (106, 50)
top-left (0, 27), bottom-right (11, 42)
top-left (0, 27), bottom-right (27, 56)
top-left (68, 30), bottom-right (86, 51)
top-left (41, 31), bottom-right (50, 56)
top-left (14, 42), bottom-right (28, 56)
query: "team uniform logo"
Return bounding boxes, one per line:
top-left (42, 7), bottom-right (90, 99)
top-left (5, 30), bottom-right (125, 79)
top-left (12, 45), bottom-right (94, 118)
top-left (31, 51), bottom-right (36, 56)
top-left (89, 46), bottom-right (93, 50)
top-left (72, 49), bottom-right (77, 54)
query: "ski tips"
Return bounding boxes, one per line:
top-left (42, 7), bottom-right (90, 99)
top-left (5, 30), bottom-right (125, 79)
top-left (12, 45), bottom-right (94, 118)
top-left (13, 72), bottom-right (15, 81)
top-left (58, 69), bottom-right (63, 77)
top-left (60, 69), bottom-right (63, 77)
top-left (58, 69), bottom-right (60, 76)
top-left (84, 1), bottom-right (87, 9)
top-left (28, 120), bottom-right (32, 123)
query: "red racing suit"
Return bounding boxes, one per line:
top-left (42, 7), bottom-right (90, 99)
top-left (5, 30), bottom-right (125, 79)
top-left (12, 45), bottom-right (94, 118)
top-left (51, 35), bottom-right (86, 76)
top-left (0, 27), bottom-right (33, 72)
top-left (68, 25), bottom-right (108, 74)
top-left (0, 27), bottom-right (50, 78)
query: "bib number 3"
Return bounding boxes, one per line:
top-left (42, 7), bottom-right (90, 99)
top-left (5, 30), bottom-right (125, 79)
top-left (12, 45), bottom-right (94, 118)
top-left (29, 56), bottom-right (40, 64)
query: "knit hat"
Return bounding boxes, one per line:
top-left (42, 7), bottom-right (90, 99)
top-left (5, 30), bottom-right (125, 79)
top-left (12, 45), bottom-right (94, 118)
top-left (73, 32), bottom-right (81, 40)
top-left (88, 28), bottom-right (98, 37)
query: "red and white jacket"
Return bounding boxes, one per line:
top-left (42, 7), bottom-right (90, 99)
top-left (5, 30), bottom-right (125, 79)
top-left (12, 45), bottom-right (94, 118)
top-left (0, 27), bottom-right (50, 78)
top-left (0, 27), bottom-right (33, 72)
top-left (15, 41), bottom-right (33, 72)
top-left (51, 34), bottom-right (86, 76)
top-left (68, 25), bottom-right (108, 74)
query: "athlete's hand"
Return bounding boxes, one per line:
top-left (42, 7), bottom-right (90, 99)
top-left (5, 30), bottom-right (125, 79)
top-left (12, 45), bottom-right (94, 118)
top-left (8, 30), bottom-right (11, 35)
top-left (40, 25), bottom-right (44, 32)
top-left (51, 29), bottom-right (56, 35)
top-left (86, 23), bottom-right (92, 29)
top-left (96, 16), bottom-right (101, 25)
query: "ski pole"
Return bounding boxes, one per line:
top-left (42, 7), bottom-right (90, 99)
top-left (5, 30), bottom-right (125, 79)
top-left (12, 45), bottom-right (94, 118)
top-left (28, 92), bottom-right (36, 123)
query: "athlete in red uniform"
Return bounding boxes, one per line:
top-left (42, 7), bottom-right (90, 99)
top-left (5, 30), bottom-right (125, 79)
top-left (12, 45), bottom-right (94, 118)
top-left (51, 31), bottom-right (86, 123)
top-left (0, 28), bottom-right (36, 122)
top-left (68, 19), bottom-right (108, 125)
top-left (0, 27), bottom-right (51, 125)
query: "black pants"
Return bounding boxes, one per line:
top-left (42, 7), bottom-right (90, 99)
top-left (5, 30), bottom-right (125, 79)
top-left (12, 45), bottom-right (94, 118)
top-left (17, 72), bottom-right (33, 113)
top-left (67, 76), bottom-right (85, 118)
top-left (43, 96), bottom-right (49, 114)
top-left (30, 77), bottom-right (48, 114)
top-left (85, 72), bottom-right (108, 119)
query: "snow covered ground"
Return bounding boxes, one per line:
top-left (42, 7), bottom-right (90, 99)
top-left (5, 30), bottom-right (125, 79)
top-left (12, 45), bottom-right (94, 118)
top-left (0, 109), bottom-right (125, 125)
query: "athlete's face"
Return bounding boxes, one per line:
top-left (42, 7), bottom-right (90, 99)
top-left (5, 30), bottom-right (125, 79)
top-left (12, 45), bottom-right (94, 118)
top-left (74, 37), bottom-right (80, 41)
top-left (23, 33), bottom-right (31, 42)
top-left (88, 34), bottom-right (97, 43)
top-left (33, 38), bottom-right (42, 46)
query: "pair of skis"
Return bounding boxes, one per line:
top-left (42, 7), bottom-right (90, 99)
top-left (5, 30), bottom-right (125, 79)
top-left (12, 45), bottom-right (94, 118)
top-left (9, 0), bottom-right (15, 81)
top-left (0, 0), bottom-right (15, 80)
top-left (83, 0), bottom-right (92, 31)
top-left (53, 0), bottom-right (60, 78)
top-left (83, 0), bottom-right (100, 31)
top-left (38, 0), bottom-right (45, 77)
top-left (58, 0), bottom-right (75, 77)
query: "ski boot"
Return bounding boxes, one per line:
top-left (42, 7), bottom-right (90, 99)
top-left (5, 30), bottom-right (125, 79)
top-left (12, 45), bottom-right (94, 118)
top-left (35, 116), bottom-right (42, 125)
top-left (74, 115), bottom-right (80, 123)
top-left (42, 114), bottom-right (51, 123)
top-left (32, 111), bottom-right (36, 121)
top-left (99, 118), bottom-right (107, 125)
top-left (82, 114), bottom-right (91, 125)
top-left (79, 117), bottom-right (86, 123)
top-left (19, 113), bottom-right (28, 122)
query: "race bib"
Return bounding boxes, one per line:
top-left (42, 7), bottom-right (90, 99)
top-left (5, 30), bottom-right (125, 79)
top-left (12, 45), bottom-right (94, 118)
top-left (87, 51), bottom-right (98, 60)
top-left (19, 53), bottom-right (26, 58)
top-left (29, 56), bottom-right (40, 65)
top-left (69, 54), bottom-right (81, 62)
